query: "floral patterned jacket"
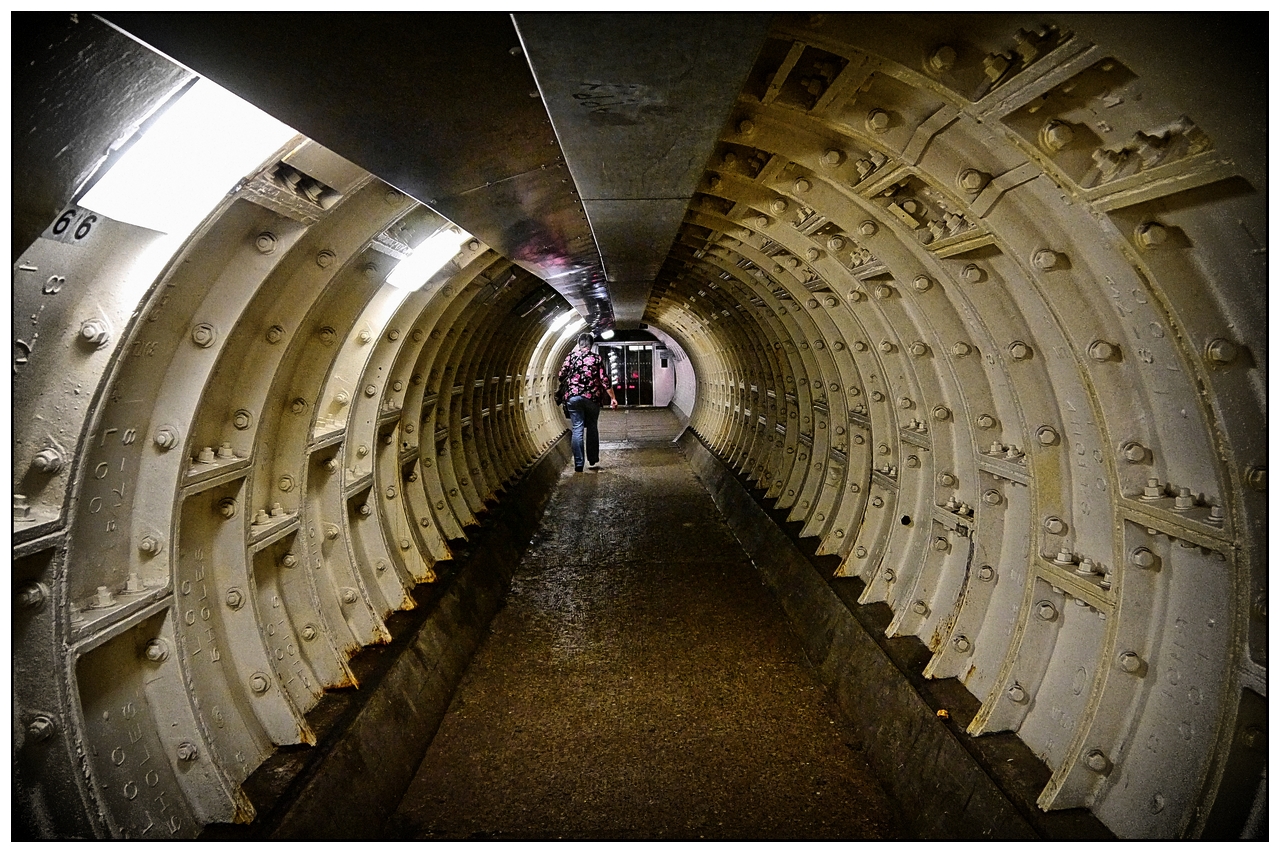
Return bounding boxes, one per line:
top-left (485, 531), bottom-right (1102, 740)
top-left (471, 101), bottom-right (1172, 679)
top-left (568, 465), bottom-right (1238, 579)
top-left (558, 346), bottom-right (610, 405)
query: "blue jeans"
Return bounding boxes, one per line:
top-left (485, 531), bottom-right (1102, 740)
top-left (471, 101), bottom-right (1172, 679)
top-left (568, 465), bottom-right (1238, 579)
top-left (567, 395), bottom-right (601, 469)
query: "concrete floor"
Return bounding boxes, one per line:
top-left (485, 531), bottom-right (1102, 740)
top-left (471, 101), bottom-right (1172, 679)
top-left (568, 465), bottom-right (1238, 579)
top-left (386, 408), bottom-right (900, 840)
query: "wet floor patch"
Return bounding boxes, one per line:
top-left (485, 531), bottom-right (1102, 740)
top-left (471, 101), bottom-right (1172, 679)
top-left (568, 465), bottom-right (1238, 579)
top-left (386, 412), bottom-right (900, 840)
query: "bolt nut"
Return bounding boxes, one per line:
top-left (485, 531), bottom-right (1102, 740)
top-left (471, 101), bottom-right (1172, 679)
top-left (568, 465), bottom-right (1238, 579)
top-left (1041, 120), bottom-right (1075, 151)
top-left (18, 582), bottom-right (49, 610)
top-left (32, 448), bottom-right (63, 474)
top-left (1036, 426), bottom-right (1059, 446)
top-left (364, 384), bottom-right (377, 397)
top-left (177, 741), bottom-right (199, 762)
top-left (233, 409), bottom-right (253, 430)
top-left (1036, 601), bottom-right (1059, 621)
top-left (1084, 750), bottom-right (1109, 772)
top-left (960, 263), bottom-right (984, 283)
top-left (217, 498), bottom-right (237, 520)
top-left (335, 390), bottom-right (350, 406)
top-left (139, 536), bottom-right (160, 555)
top-left (290, 397), bottom-right (308, 415)
top-left (1008, 341), bottom-right (1030, 360)
top-left (1007, 684), bottom-right (1028, 703)
top-left (882, 569), bottom-right (896, 583)
top-left (281, 551), bottom-right (298, 568)
top-left (912, 600), bottom-right (929, 616)
top-left (358, 503), bottom-right (372, 517)
top-left (929, 44), bottom-right (957, 73)
top-left (153, 426), bottom-right (179, 450)
top-left (340, 588), bottom-right (358, 605)
top-left (191, 323), bottom-right (217, 348)
top-left (254, 231), bottom-right (277, 254)
top-left (1032, 249), bottom-right (1060, 271)
top-left (26, 715), bottom-right (55, 742)
top-left (324, 458), bottom-right (339, 474)
top-left (249, 673), bottom-right (271, 694)
top-left (1044, 516), bottom-right (1067, 535)
top-left (324, 524), bottom-right (339, 540)
top-left (866, 109), bottom-right (891, 133)
top-left (952, 635), bottom-right (972, 653)
top-left (1089, 340), bottom-right (1117, 362)
top-left (79, 319), bottom-right (111, 348)
top-left (1121, 441), bottom-right (1147, 463)
top-left (958, 168), bottom-right (985, 192)
top-left (144, 639), bottom-right (170, 663)
top-left (1118, 651), bottom-right (1143, 673)
top-left (265, 324), bottom-right (285, 344)
top-left (358, 329), bottom-right (372, 344)
top-left (225, 588), bottom-right (245, 610)
top-left (1206, 338), bottom-right (1238, 364)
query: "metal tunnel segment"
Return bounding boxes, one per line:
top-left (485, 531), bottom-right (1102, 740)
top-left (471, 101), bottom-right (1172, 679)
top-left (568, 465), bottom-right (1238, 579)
top-left (11, 11), bottom-right (1266, 841)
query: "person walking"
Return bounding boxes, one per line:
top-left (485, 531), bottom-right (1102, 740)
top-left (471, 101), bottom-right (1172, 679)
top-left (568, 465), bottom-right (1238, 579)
top-left (558, 332), bottom-right (618, 472)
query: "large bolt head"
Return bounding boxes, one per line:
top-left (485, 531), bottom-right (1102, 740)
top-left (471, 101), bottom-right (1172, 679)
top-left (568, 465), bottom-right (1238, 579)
top-left (1084, 750), bottom-right (1109, 772)
top-left (1089, 340), bottom-right (1117, 362)
top-left (139, 536), bottom-right (160, 555)
top-left (961, 263), bottom-right (984, 283)
top-left (952, 342), bottom-right (972, 357)
top-left (1118, 651), bottom-right (1143, 673)
top-left (225, 588), bottom-right (245, 610)
top-left (929, 44), bottom-right (957, 73)
top-left (79, 319), bottom-right (111, 347)
top-left (1136, 222), bottom-right (1168, 248)
top-left (153, 426), bottom-right (179, 450)
top-left (1044, 516), bottom-right (1067, 535)
top-left (1008, 341), bottom-right (1030, 360)
top-left (249, 673), bottom-right (271, 694)
top-left (952, 635), bottom-right (972, 653)
top-left (1032, 249), bottom-right (1060, 271)
top-left (18, 582), bottom-right (48, 609)
top-left (177, 741), bottom-right (199, 762)
top-left (958, 168), bottom-right (985, 192)
top-left (340, 588), bottom-right (358, 605)
top-left (1246, 466), bottom-right (1266, 492)
top-left (301, 625), bottom-right (317, 641)
top-left (932, 405), bottom-right (951, 422)
top-left (255, 232), bottom-right (277, 254)
top-left (26, 715), bottom-right (55, 742)
top-left (1122, 441), bottom-right (1147, 463)
top-left (265, 324), bottom-right (285, 344)
top-left (866, 109), bottom-right (891, 132)
top-left (933, 537), bottom-right (950, 552)
top-left (976, 414), bottom-right (996, 429)
top-left (233, 409), bottom-right (253, 430)
top-left (1041, 120), bottom-right (1075, 151)
top-left (1129, 547), bottom-right (1156, 569)
top-left (912, 600), bottom-right (929, 616)
top-left (1036, 426), bottom-right (1060, 446)
top-left (1036, 601), bottom-right (1059, 621)
top-left (908, 341), bottom-right (928, 357)
top-left (912, 275), bottom-right (933, 293)
top-left (983, 489), bottom-right (1003, 506)
top-left (937, 472), bottom-right (956, 487)
top-left (1007, 684), bottom-right (1027, 703)
top-left (191, 323), bottom-right (217, 348)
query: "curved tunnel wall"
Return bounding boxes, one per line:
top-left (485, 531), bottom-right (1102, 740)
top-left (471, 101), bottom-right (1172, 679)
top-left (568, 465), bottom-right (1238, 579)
top-left (11, 13), bottom-right (1265, 840)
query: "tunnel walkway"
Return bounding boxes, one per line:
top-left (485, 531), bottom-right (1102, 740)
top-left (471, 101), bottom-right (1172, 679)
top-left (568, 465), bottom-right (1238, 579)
top-left (385, 409), bottom-right (900, 840)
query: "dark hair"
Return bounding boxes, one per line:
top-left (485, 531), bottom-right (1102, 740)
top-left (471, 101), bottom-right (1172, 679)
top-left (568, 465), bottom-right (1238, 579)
top-left (576, 332), bottom-right (594, 349)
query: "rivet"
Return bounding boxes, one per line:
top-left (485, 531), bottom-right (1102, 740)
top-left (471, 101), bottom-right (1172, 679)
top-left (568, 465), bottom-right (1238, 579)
top-left (225, 588), bottom-right (245, 610)
top-left (249, 673), bottom-right (271, 694)
top-left (1036, 425), bottom-right (1059, 446)
top-left (849, 290), bottom-right (865, 303)
top-left (376, 560), bottom-right (388, 573)
top-left (255, 231), bottom-right (277, 254)
top-left (866, 109), bottom-right (891, 133)
top-left (1206, 338), bottom-right (1238, 364)
top-left (324, 458), bottom-right (339, 474)
top-left (871, 496), bottom-right (883, 508)
top-left (266, 324), bottom-right (285, 344)
top-left (738, 118), bottom-right (755, 135)
top-left (771, 198), bottom-right (788, 215)
top-left (853, 435), bottom-right (865, 445)
top-left (17, 581), bottom-right (48, 610)
top-left (878, 340), bottom-right (894, 353)
top-left (870, 390), bottom-right (884, 402)
top-left (874, 284), bottom-right (893, 300)
top-left (79, 318), bottom-right (111, 348)
top-left (1136, 222), bottom-right (1168, 248)
top-left (1044, 516), bottom-right (1067, 535)
top-left (1036, 601), bottom-right (1058, 621)
top-left (400, 538), bottom-right (412, 550)
top-left (755, 215), bottom-right (770, 228)
top-left (412, 329), bottom-right (424, 342)
top-left (899, 397), bottom-right (913, 409)
top-left (853, 340), bottom-right (867, 351)
top-left (1032, 248), bottom-right (1060, 271)
top-left (877, 443), bottom-right (890, 455)
top-left (233, 409), bottom-right (253, 430)
top-left (191, 323), bottom-right (217, 348)
top-left (882, 569), bottom-right (896, 582)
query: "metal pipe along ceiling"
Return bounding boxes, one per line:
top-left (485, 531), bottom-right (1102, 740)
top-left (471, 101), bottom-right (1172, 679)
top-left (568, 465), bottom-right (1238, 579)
top-left (11, 12), bottom-right (1266, 840)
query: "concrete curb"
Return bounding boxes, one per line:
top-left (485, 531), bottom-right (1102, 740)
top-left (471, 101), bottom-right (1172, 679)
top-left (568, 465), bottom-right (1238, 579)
top-left (678, 428), bottom-right (1039, 840)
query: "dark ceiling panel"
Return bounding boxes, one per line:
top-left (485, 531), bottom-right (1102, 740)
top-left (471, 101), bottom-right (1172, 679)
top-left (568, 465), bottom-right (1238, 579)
top-left (99, 12), bottom-right (613, 325)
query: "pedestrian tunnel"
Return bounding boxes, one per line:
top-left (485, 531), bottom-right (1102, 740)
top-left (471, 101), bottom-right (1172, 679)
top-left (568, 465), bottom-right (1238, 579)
top-left (11, 13), bottom-right (1266, 840)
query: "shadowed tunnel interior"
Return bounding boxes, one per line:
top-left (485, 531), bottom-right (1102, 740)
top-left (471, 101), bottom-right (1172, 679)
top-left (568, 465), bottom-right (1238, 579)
top-left (11, 12), bottom-right (1267, 840)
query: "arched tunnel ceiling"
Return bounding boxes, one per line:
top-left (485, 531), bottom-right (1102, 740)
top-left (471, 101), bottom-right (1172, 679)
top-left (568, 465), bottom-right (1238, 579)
top-left (11, 11), bottom-right (1268, 841)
